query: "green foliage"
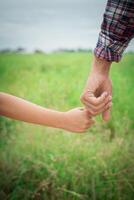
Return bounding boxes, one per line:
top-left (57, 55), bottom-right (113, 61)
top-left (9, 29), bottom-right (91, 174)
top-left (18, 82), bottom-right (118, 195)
top-left (0, 52), bottom-right (134, 200)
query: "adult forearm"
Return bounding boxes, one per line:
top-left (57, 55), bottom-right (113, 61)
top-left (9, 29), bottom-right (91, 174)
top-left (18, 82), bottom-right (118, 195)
top-left (0, 92), bottom-right (64, 128)
top-left (91, 55), bottom-right (112, 76)
top-left (80, 55), bottom-right (112, 121)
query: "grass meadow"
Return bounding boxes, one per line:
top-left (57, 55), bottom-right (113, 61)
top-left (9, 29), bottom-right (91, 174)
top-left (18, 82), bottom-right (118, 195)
top-left (0, 52), bottom-right (134, 200)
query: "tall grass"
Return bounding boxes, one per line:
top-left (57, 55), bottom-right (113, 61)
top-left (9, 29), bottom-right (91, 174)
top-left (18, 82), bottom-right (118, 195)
top-left (0, 52), bottom-right (134, 200)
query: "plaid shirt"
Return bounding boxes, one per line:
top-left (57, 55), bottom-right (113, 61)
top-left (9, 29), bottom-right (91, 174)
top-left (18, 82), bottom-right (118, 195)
top-left (94, 0), bottom-right (134, 62)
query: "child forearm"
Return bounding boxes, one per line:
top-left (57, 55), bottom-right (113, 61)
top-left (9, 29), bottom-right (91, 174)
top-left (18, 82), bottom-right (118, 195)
top-left (0, 92), bottom-right (64, 128)
top-left (0, 92), bottom-right (99, 133)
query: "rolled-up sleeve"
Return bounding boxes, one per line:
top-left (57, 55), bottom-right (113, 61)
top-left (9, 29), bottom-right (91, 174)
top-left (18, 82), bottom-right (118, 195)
top-left (94, 0), bottom-right (134, 62)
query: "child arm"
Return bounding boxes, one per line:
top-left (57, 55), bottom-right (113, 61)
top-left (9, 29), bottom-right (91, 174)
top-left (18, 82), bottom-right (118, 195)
top-left (0, 92), bottom-right (95, 133)
top-left (0, 92), bottom-right (64, 128)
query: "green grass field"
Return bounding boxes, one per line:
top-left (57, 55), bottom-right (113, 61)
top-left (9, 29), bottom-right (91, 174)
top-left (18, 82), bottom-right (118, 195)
top-left (0, 52), bottom-right (134, 200)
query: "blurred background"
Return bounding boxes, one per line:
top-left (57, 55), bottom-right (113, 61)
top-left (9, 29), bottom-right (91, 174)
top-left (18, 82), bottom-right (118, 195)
top-left (0, 0), bottom-right (134, 200)
top-left (0, 0), bottom-right (134, 52)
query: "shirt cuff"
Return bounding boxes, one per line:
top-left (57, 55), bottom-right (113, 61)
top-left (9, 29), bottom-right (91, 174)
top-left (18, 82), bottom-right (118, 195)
top-left (94, 32), bottom-right (129, 62)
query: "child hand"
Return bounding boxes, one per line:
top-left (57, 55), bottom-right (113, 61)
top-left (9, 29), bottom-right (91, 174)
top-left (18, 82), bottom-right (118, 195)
top-left (62, 107), bottom-right (95, 133)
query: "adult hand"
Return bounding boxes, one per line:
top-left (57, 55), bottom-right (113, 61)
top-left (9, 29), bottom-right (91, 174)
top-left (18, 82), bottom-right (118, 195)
top-left (80, 56), bottom-right (112, 121)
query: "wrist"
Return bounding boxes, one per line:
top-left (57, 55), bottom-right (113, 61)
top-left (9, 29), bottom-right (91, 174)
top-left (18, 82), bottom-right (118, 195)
top-left (53, 111), bottom-right (67, 129)
top-left (91, 55), bottom-right (112, 76)
top-left (42, 108), bottom-right (65, 129)
top-left (58, 112), bottom-right (68, 130)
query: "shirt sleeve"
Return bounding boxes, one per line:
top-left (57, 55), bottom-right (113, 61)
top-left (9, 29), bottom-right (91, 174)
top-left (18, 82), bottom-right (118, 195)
top-left (94, 0), bottom-right (134, 62)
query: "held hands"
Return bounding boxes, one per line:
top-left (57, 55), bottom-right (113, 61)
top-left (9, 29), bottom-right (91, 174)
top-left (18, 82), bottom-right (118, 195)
top-left (80, 72), bottom-right (112, 121)
top-left (0, 58), bottom-right (112, 135)
top-left (81, 56), bottom-right (112, 121)
top-left (63, 56), bottom-right (112, 133)
top-left (61, 95), bottom-right (111, 133)
top-left (61, 108), bottom-right (95, 133)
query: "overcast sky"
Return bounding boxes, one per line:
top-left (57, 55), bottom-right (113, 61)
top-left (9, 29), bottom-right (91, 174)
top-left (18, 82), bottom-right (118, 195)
top-left (0, 0), bottom-right (133, 52)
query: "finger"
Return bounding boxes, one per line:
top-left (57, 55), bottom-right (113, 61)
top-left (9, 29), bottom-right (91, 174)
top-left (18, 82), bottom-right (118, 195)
top-left (95, 91), bottom-right (110, 104)
top-left (83, 96), bottom-right (112, 116)
top-left (84, 95), bottom-right (112, 112)
top-left (83, 110), bottom-right (95, 122)
top-left (102, 88), bottom-right (112, 122)
top-left (102, 109), bottom-right (110, 121)
top-left (86, 101), bottom-right (112, 117)
top-left (102, 102), bottom-right (112, 121)
top-left (84, 108), bottom-right (93, 118)
top-left (85, 91), bottom-right (108, 106)
top-left (100, 102), bottom-right (112, 114)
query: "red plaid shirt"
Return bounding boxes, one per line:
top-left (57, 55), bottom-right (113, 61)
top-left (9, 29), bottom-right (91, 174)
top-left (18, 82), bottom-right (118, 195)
top-left (94, 0), bottom-right (134, 62)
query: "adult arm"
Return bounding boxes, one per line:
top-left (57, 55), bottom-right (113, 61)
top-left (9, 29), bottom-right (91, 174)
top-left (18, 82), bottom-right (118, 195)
top-left (94, 0), bottom-right (134, 62)
top-left (81, 0), bottom-right (134, 121)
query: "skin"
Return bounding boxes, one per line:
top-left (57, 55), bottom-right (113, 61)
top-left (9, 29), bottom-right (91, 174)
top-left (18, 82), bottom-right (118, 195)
top-left (81, 55), bottom-right (112, 121)
top-left (0, 92), bottom-right (112, 133)
top-left (0, 92), bottom-right (95, 133)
